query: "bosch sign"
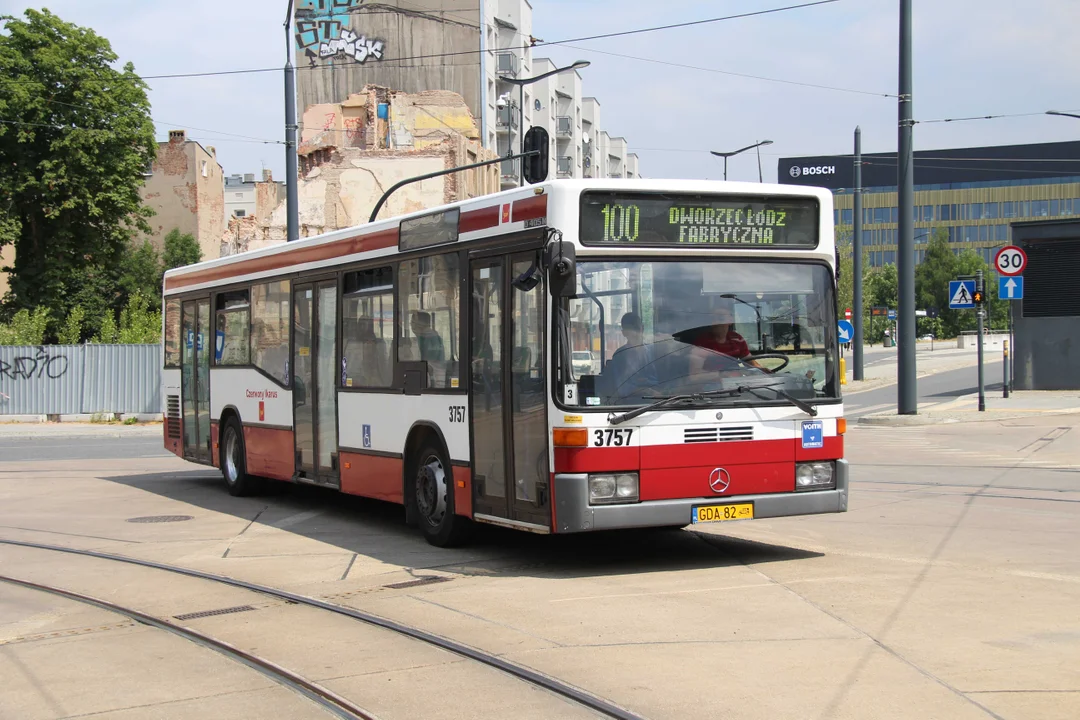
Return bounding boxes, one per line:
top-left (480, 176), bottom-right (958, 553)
top-left (790, 165), bottom-right (835, 177)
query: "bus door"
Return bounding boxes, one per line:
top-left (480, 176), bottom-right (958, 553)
top-left (469, 251), bottom-right (550, 529)
top-left (293, 280), bottom-right (340, 487)
top-left (180, 298), bottom-right (211, 463)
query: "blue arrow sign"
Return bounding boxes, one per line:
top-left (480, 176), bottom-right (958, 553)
top-left (949, 280), bottom-right (976, 309)
top-left (837, 320), bottom-right (854, 344)
top-left (998, 274), bottom-right (1023, 300)
top-left (887, 309), bottom-right (896, 320)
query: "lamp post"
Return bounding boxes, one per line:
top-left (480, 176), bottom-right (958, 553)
top-left (503, 60), bottom-right (590, 184)
top-left (710, 140), bottom-right (773, 181)
top-left (284, 0), bottom-right (299, 241)
top-left (1046, 110), bottom-right (1080, 120)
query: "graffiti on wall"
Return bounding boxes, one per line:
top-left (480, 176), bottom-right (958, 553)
top-left (0, 349), bottom-right (69, 381)
top-left (295, 0), bottom-right (386, 68)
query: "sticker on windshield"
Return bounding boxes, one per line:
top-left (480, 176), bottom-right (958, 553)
top-left (801, 420), bottom-right (823, 449)
top-left (585, 396), bottom-right (601, 406)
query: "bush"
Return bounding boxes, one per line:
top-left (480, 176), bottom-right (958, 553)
top-left (0, 307), bottom-right (50, 345)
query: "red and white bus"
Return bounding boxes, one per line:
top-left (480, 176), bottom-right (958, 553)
top-left (162, 179), bottom-right (847, 545)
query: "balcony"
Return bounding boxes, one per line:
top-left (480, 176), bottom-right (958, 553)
top-left (557, 156), bottom-right (573, 178)
top-left (500, 158), bottom-right (519, 188)
top-left (495, 51), bottom-right (518, 77)
top-left (496, 104), bottom-right (519, 133)
top-left (555, 116), bottom-right (573, 138)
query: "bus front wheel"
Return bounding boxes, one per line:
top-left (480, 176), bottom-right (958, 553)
top-left (221, 417), bottom-right (262, 497)
top-left (410, 442), bottom-right (470, 547)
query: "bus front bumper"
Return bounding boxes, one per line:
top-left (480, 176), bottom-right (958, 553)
top-left (552, 459), bottom-right (849, 533)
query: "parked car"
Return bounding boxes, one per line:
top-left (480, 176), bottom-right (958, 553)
top-left (572, 351), bottom-right (593, 375)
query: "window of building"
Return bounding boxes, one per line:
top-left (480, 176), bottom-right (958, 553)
top-left (1002, 201), bottom-right (1017, 218)
top-left (1050, 199), bottom-right (1060, 216)
top-left (165, 299), bottom-right (181, 367)
top-left (938, 204), bottom-right (952, 221)
top-left (1032, 200), bottom-right (1049, 217)
top-left (251, 280), bottom-right (291, 385)
top-left (986, 203), bottom-right (999, 219)
top-left (234, 209), bottom-right (246, 217)
top-left (996, 225), bottom-right (1008, 242)
top-left (235, 193), bottom-right (244, 199)
top-left (342, 266), bottom-right (394, 388)
top-left (922, 205), bottom-right (933, 222)
top-left (841, 208), bottom-right (853, 225)
top-left (978, 225), bottom-right (990, 242)
top-left (399, 254), bottom-right (460, 390)
top-left (969, 203), bottom-right (983, 220)
top-left (215, 290), bottom-right (250, 366)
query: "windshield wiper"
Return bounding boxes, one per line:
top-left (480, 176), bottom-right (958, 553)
top-left (737, 384), bottom-right (818, 417)
top-left (607, 389), bottom-right (740, 425)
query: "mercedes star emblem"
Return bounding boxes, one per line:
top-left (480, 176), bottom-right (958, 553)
top-left (709, 467), bottom-right (731, 494)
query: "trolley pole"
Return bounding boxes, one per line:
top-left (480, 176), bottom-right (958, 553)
top-left (896, 0), bottom-right (917, 414)
top-left (853, 127), bottom-right (864, 381)
top-left (976, 270), bottom-right (986, 412)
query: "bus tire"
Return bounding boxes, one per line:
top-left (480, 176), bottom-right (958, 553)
top-left (410, 442), bottom-right (470, 547)
top-left (221, 417), bottom-right (261, 497)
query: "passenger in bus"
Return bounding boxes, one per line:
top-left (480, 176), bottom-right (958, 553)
top-left (688, 300), bottom-right (756, 375)
top-left (410, 311), bottom-right (445, 362)
top-left (598, 312), bottom-right (656, 399)
top-left (347, 317), bottom-right (390, 386)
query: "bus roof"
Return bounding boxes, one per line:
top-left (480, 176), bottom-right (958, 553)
top-left (164, 179), bottom-right (833, 295)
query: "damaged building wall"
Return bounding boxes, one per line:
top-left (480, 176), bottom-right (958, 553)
top-left (140, 131), bottom-right (225, 260)
top-left (222, 86), bottom-right (497, 257)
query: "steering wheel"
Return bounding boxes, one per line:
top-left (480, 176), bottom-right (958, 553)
top-left (741, 352), bottom-right (790, 374)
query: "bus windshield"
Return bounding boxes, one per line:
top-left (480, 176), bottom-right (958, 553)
top-left (558, 259), bottom-right (839, 409)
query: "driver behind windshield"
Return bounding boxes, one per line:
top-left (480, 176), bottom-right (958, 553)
top-left (689, 298), bottom-right (756, 375)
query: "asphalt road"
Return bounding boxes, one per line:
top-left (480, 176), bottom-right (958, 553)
top-left (844, 359), bottom-right (1005, 416)
top-left (0, 436), bottom-right (166, 462)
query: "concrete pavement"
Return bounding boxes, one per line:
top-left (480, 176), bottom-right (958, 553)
top-left (2, 419), bottom-right (1079, 719)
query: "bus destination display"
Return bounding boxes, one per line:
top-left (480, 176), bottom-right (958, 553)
top-left (580, 192), bottom-right (819, 248)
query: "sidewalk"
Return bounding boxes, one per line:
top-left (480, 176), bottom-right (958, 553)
top-left (0, 421), bottom-right (162, 439)
top-left (859, 390), bottom-right (1080, 425)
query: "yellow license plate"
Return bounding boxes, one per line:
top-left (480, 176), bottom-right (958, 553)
top-left (692, 503), bottom-right (754, 524)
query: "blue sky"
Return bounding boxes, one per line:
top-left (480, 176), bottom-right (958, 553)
top-left (5, 0), bottom-right (1080, 182)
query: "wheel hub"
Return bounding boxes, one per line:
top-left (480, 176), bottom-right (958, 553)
top-left (415, 456), bottom-right (447, 526)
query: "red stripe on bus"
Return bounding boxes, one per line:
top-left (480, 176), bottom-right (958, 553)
top-left (243, 425), bottom-right (295, 481)
top-left (453, 465), bottom-right (473, 518)
top-left (511, 195), bottom-right (547, 223)
top-left (210, 421), bottom-right (220, 468)
top-left (554, 446), bottom-right (639, 474)
top-left (340, 452), bottom-right (403, 503)
top-left (641, 462), bottom-right (795, 501)
top-left (459, 205), bottom-right (500, 233)
top-left (795, 434), bottom-right (843, 461)
top-left (641, 438), bottom-right (794, 469)
top-left (165, 228), bottom-right (400, 290)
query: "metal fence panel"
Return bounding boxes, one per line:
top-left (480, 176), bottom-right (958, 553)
top-left (0, 345), bottom-right (160, 416)
top-left (81, 345), bottom-right (161, 415)
top-left (0, 346), bottom-right (85, 415)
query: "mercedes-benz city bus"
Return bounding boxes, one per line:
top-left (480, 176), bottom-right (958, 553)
top-left (162, 179), bottom-right (847, 546)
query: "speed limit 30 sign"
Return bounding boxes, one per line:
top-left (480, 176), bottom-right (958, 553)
top-left (994, 246), bottom-right (1027, 276)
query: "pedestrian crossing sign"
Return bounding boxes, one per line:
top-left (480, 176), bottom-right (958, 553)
top-left (948, 280), bottom-right (976, 309)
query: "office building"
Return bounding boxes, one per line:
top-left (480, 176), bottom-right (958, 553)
top-left (779, 140), bottom-right (1080, 266)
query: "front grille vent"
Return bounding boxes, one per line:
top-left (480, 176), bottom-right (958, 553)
top-left (684, 426), bottom-right (754, 443)
top-left (166, 395), bottom-right (181, 438)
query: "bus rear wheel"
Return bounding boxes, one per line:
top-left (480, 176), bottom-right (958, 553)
top-left (221, 418), bottom-right (262, 497)
top-left (411, 443), bottom-right (469, 547)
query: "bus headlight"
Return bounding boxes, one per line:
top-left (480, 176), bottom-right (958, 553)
top-left (589, 473), bottom-right (639, 504)
top-left (795, 462), bottom-right (835, 491)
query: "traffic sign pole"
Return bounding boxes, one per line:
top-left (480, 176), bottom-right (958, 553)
top-left (976, 270), bottom-right (985, 412)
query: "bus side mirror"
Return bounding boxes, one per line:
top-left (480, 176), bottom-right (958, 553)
top-left (547, 238), bottom-right (576, 297)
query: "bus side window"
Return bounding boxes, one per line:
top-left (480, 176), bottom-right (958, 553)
top-left (342, 266), bottom-right (394, 388)
top-left (399, 253), bottom-right (460, 390)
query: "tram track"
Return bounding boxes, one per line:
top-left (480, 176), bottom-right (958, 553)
top-left (0, 574), bottom-right (374, 720)
top-left (0, 537), bottom-right (645, 720)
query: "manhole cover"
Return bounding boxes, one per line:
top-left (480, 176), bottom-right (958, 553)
top-left (126, 515), bottom-right (194, 523)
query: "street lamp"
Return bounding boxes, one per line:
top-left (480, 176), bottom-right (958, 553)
top-left (503, 60), bottom-right (591, 184)
top-left (284, 0), bottom-right (299, 241)
top-left (1046, 110), bottom-right (1080, 120)
top-left (710, 140), bottom-right (773, 181)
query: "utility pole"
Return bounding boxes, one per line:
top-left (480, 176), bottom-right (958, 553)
top-left (976, 270), bottom-right (986, 411)
top-left (853, 127), bottom-right (864, 381)
top-left (284, 1), bottom-right (300, 242)
top-left (896, 0), bottom-right (916, 414)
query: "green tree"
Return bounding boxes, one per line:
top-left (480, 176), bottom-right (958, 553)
top-left (915, 229), bottom-right (962, 337)
top-left (57, 305), bottom-right (85, 344)
top-left (116, 291), bottom-right (161, 344)
top-left (120, 241), bottom-right (163, 311)
top-left (162, 228), bottom-right (202, 272)
top-left (0, 10), bottom-right (155, 336)
top-left (92, 310), bottom-right (119, 344)
top-left (0, 307), bottom-right (49, 345)
top-left (863, 263), bottom-right (898, 344)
